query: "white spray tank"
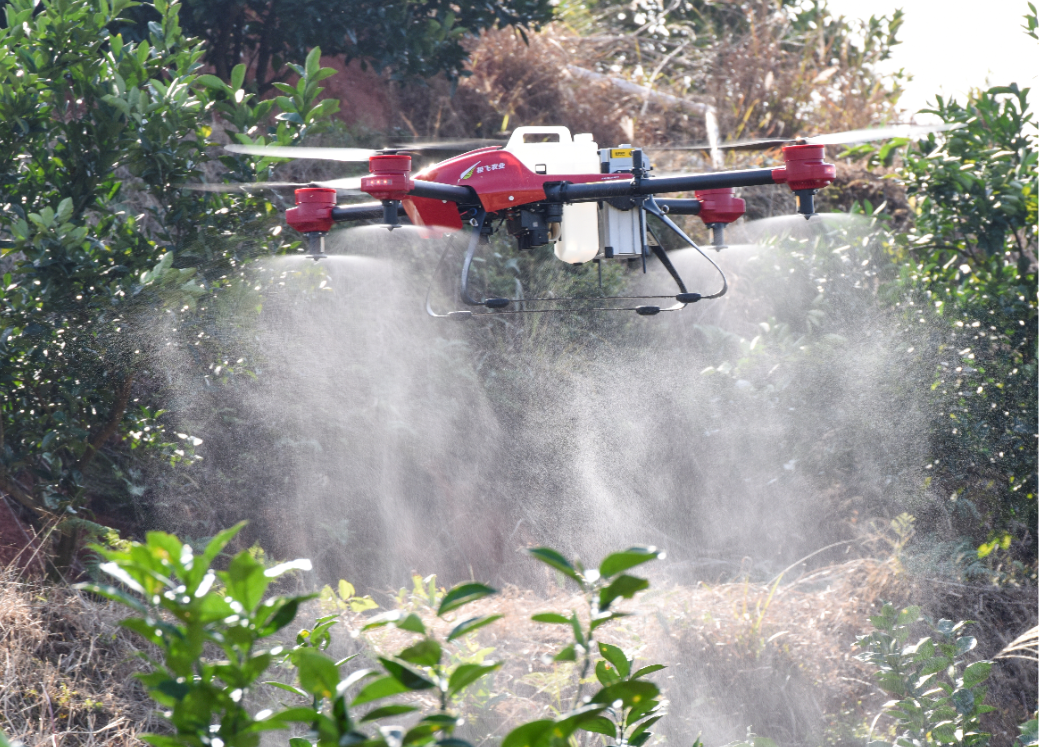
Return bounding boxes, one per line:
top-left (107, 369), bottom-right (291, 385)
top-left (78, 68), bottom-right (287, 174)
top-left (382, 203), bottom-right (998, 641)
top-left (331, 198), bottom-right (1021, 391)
top-left (503, 126), bottom-right (600, 264)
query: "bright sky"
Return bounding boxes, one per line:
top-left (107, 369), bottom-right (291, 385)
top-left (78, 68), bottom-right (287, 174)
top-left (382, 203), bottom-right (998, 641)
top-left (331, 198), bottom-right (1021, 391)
top-left (823, 0), bottom-right (1037, 121)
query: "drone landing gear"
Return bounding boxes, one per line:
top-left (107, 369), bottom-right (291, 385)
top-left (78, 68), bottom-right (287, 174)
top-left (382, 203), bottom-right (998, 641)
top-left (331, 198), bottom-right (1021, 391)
top-left (426, 197), bottom-right (726, 319)
top-left (458, 210), bottom-right (509, 309)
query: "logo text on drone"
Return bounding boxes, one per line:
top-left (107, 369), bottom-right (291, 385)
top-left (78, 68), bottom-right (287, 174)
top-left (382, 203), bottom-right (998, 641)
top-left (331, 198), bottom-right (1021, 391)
top-left (460, 162), bottom-right (505, 180)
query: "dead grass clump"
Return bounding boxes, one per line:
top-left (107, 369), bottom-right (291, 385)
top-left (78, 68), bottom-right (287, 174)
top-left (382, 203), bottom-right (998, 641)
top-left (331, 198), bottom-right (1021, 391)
top-left (701, 2), bottom-right (901, 143)
top-left (0, 571), bottom-right (162, 746)
top-left (391, 27), bottom-right (633, 145)
top-left (330, 556), bottom-right (913, 747)
top-left (388, 0), bottom-right (901, 154)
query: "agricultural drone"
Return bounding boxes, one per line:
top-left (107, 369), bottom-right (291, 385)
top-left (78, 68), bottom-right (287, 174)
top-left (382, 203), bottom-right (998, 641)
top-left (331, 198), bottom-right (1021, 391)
top-left (223, 124), bottom-right (946, 317)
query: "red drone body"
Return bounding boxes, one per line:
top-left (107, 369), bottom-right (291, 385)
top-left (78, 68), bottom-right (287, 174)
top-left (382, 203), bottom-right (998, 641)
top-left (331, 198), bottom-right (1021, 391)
top-left (276, 127), bottom-right (839, 315)
top-left (222, 122), bottom-right (952, 315)
top-left (285, 140), bottom-right (835, 241)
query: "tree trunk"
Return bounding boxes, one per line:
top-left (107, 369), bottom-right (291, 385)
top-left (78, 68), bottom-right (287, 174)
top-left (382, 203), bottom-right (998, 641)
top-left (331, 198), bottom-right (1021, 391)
top-left (77, 375), bottom-right (134, 473)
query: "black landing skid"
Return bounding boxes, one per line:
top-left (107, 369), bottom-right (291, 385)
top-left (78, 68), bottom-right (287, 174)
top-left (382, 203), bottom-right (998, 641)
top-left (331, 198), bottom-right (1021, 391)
top-left (425, 197), bottom-right (727, 319)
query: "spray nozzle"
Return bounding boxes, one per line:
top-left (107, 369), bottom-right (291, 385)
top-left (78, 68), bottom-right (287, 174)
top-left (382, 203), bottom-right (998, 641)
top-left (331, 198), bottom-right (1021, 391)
top-left (795, 189), bottom-right (816, 219)
top-left (383, 200), bottom-right (402, 230)
top-left (708, 223), bottom-right (728, 249)
top-left (305, 232), bottom-right (327, 260)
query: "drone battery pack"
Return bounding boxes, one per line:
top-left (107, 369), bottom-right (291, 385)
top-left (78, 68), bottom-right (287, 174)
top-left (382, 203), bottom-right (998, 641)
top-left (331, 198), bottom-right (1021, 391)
top-left (598, 147), bottom-right (647, 258)
top-left (598, 203), bottom-right (644, 257)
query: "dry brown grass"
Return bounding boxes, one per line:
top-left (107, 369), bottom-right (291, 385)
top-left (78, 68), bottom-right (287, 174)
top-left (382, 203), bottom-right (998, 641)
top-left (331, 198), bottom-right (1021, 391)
top-left (0, 570), bottom-right (163, 746)
top-left (340, 555), bottom-right (914, 747)
top-left (332, 554), bottom-right (1034, 747)
top-left (390, 26), bottom-right (649, 147)
top-left (388, 0), bottom-right (901, 153)
top-left (1, 555), bottom-right (1032, 747)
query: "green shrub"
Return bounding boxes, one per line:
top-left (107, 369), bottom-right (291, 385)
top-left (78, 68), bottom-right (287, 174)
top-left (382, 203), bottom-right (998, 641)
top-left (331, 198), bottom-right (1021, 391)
top-left (856, 603), bottom-right (995, 747)
top-left (0, 0), bottom-right (340, 571)
top-left (83, 528), bottom-right (670, 747)
top-left (894, 86), bottom-right (1036, 562)
top-left (843, 80), bottom-right (1037, 567)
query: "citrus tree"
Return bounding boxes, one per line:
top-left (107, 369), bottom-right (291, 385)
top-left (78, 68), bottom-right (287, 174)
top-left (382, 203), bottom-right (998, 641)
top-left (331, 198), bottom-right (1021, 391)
top-left (0, 0), bottom-right (338, 572)
top-left (895, 85), bottom-right (1037, 565)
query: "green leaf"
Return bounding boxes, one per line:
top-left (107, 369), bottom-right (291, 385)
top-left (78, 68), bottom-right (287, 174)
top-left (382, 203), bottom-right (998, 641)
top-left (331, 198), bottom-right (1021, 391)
top-left (398, 638), bottom-right (442, 667)
top-left (305, 46), bottom-right (322, 78)
top-left (629, 732), bottom-right (653, 747)
top-left (241, 652), bottom-right (272, 685)
top-left (201, 522), bottom-right (245, 567)
top-left (590, 611), bottom-right (630, 632)
top-left (296, 649), bottom-right (340, 700)
top-left (222, 549), bottom-right (269, 611)
top-left (952, 688), bottom-right (976, 715)
top-left (962, 660), bottom-right (992, 687)
top-left (553, 645), bottom-right (577, 662)
top-left (550, 705), bottom-right (610, 740)
top-left (447, 662), bottom-right (501, 696)
top-left (569, 611), bottom-right (586, 647)
top-left (196, 74), bottom-right (230, 93)
top-left (590, 680), bottom-right (659, 709)
top-left (143, 737), bottom-right (188, 747)
top-left (447, 614), bottom-right (502, 642)
top-left (289, 739), bottom-right (312, 747)
top-left (265, 681), bottom-right (309, 698)
top-left (77, 582), bottom-right (148, 614)
top-left (627, 715), bottom-right (662, 743)
top-left (363, 610), bottom-right (426, 635)
top-left (919, 656), bottom-right (953, 676)
top-left (895, 606), bottom-right (922, 627)
top-left (338, 668), bottom-right (378, 694)
top-left (270, 706), bottom-right (321, 724)
top-left (403, 721), bottom-right (446, 745)
top-left (1017, 717), bottom-right (1038, 747)
top-left (420, 714), bottom-right (461, 728)
top-left (258, 597), bottom-right (308, 637)
top-left (599, 574), bottom-right (649, 610)
top-left (531, 613), bottom-right (571, 624)
top-left (955, 636), bottom-right (978, 655)
top-left (595, 659), bottom-right (620, 686)
top-left (360, 704), bottom-right (420, 722)
top-left (352, 676), bottom-right (410, 706)
top-left (378, 657), bottom-right (436, 690)
top-left (631, 664), bottom-right (666, 679)
top-left (578, 717), bottom-right (616, 738)
top-left (931, 722), bottom-right (958, 743)
top-left (598, 547), bottom-right (661, 579)
top-left (438, 582), bottom-right (496, 616)
top-left (397, 613), bottom-right (427, 634)
top-left (230, 63), bottom-right (246, 92)
top-left (527, 548), bottom-right (583, 583)
top-left (362, 611), bottom-right (403, 630)
top-left (502, 720), bottom-right (554, 747)
top-left (598, 642), bottom-right (630, 678)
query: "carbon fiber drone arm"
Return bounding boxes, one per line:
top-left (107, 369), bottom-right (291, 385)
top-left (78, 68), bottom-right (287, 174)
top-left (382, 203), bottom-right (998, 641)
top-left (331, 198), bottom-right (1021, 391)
top-left (542, 167), bottom-right (777, 203)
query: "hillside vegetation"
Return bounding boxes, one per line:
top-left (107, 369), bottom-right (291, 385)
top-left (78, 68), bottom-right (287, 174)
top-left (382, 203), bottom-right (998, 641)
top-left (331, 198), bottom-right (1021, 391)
top-left (0, 0), bottom-right (1035, 745)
